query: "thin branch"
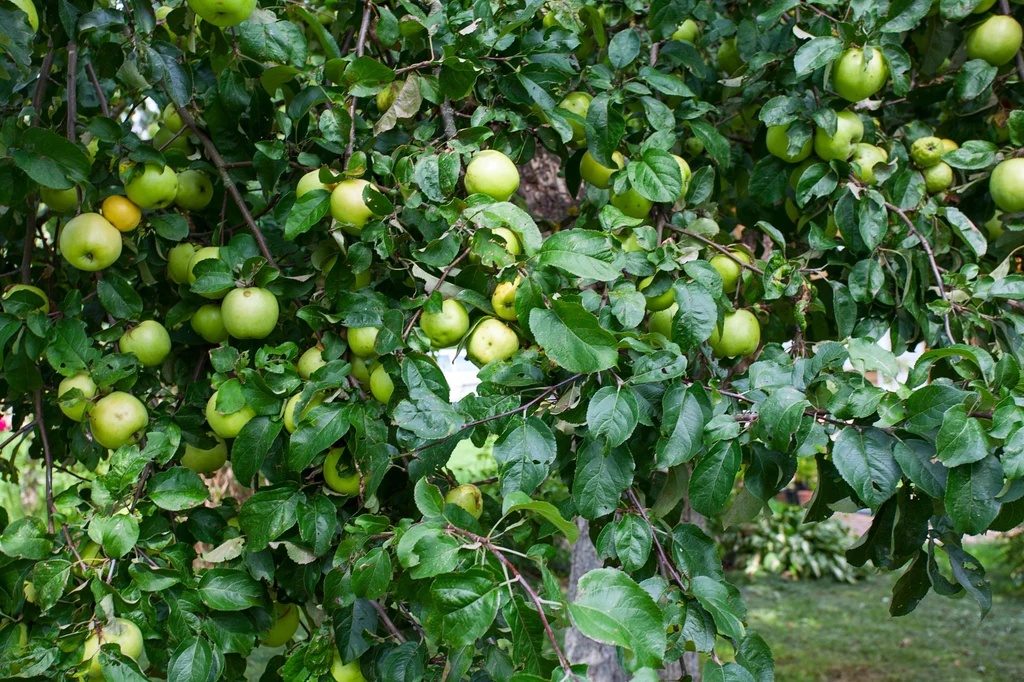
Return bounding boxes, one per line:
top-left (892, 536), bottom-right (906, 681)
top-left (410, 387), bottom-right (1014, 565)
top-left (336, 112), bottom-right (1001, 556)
top-left (394, 59), bottom-right (437, 75)
top-left (129, 463), bottom-right (153, 513)
top-left (884, 202), bottom-right (955, 343)
top-left (439, 100), bottom-right (457, 140)
top-left (157, 125), bottom-right (187, 152)
top-left (450, 527), bottom-right (580, 682)
top-left (67, 42), bottom-right (79, 145)
top-left (34, 391), bottom-right (55, 533)
top-left (0, 419), bottom-right (37, 452)
top-left (345, 5), bottom-right (374, 163)
top-left (172, 103), bottom-right (279, 268)
top-left (627, 489), bottom-right (688, 589)
top-left (85, 62), bottom-right (109, 117)
top-left (30, 45), bottom-right (55, 125)
top-left (62, 524), bottom-right (89, 574)
top-left (20, 202), bottom-right (36, 285)
top-left (401, 374), bottom-right (583, 458)
top-left (370, 601), bottom-right (407, 643)
top-left (662, 223), bottom-right (764, 276)
top-left (402, 247), bottom-right (471, 340)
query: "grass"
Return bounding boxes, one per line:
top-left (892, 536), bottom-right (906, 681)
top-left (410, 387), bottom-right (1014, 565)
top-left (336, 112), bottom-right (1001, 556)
top-left (732, 542), bottom-right (1024, 682)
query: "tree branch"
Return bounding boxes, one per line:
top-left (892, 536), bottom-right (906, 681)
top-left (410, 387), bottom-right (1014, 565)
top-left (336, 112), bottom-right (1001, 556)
top-left (34, 391), bottom-right (55, 533)
top-left (0, 419), bottom-right (36, 453)
top-left (626, 489), bottom-right (688, 590)
top-left (345, 5), bottom-right (374, 164)
top-left (662, 222), bottom-right (765, 275)
top-left (30, 45), bottom-right (55, 125)
top-left (171, 103), bottom-right (279, 268)
top-left (21, 202), bottom-right (37, 285)
top-left (370, 601), bottom-right (407, 643)
top-left (85, 62), bottom-right (109, 117)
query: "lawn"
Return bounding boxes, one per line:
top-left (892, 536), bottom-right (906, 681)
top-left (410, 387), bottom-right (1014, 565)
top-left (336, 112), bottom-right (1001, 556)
top-left (734, 543), bottom-right (1023, 682)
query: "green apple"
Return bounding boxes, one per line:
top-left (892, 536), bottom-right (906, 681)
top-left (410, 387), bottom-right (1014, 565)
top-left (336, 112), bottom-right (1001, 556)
top-left (813, 111), bottom-right (864, 162)
top-left (975, 0), bottom-right (998, 10)
top-left (718, 38), bottom-right (743, 74)
top-left (4, 284), bottom-right (50, 313)
top-left (323, 447), bottom-right (361, 496)
top-left (125, 163), bottom-right (178, 210)
top-left (222, 287), bottom-right (279, 339)
top-left (283, 392), bottom-right (324, 433)
top-left (708, 309), bottom-right (761, 358)
top-left (180, 433), bottom-right (228, 474)
top-left (331, 653), bottom-right (366, 682)
top-left (990, 158), bottom-right (1024, 213)
top-left (671, 154), bottom-right (692, 200)
top-left (82, 618), bottom-right (143, 680)
top-left (467, 318), bottom-right (519, 364)
top-left (161, 103), bottom-right (184, 133)
top-left (41, 186), bottom-right (79, 213)
top-left (350, 355), bottom-right (371, 384)
top-left (923, 162), bottom-right (953, 193)
top-left (579, 151), bottom-right (625, 189)
top-left (558, 91), bottom-right (592, 144)
top-left (684, 137), bottom-right (704, 157)
top-left (206, 391), bottom-right (255, 439)
top-left (710, 250), bottom-right (751, 294)
top-left (647, 303), bottom-right (677, 339)
top-left (174, 170), bottom-right (213, 210)
top-left (985, 211), bottom-right (1004, 240)
top-left (153, 126), bottom-right (193, 155)
top-left (58, 372), bottom-right (97, 422)
top-left (832, 47), bottom-right (888, 102)
top-left (186, 0), bottom-right (256, 26)
top-left (967, 15), bottom-right (1023, 66)
top-left (101, 195), bottom-right (142, 233)
top-left (74, 541), bottom-right (105, 578)
top-left (420, 299), bottom-right (470, 347)
top-left (10, 0), bottom-right (38, 31)
top-left (59, 213), bottom-right (122, 271)
top-left (190, 303), bottom-right (229, 343)
top-left (619, 233), bottom-right (643, 252)
top-left (491, 277), bottom-right (520, 321)
top-left (376, 81), bottom-right (403, 112)
top-left (671, 19), bottom-right (699, 43)
top-left (766, 123), bottom-right (813, 163)
top-left (850, 143), bottom-right (888, 184)
top-left (261, 602), bottom-right (299, 647)
top-left (347, 327), bottom-right (379, 358)
top-left (464, 150), bottom-right (520, 201)
top-left (167, 243), bottom-right (196, 285)
top-left (297, 169), bottom-right (334, 197)
top-left (330, 179), bottom-right (380, 236)
top-left (941, 138), bottom-right (959, 153)
top-left (119, 320), bottom-right (172, 367)
top-left (89, 392), bottom-right (148, 450)
top-left (445, 483), bottom-right (483, 519)
top-left (910, 136), bottom-right (944, 168)
top-left (297, 346), bottom-right (327, 379)
top-left (187, 246), bottom-right (230, 299)
top-left (369, 363), bottom-right (395, 403)
top-left (610, 187), bottom-right (653, 219)
top-left (638, 276), bottom-right (676, 311)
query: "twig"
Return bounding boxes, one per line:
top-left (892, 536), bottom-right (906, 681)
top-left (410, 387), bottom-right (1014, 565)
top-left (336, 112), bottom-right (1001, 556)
top-left (394, 59), bottom-right (437, 75)
top-left (171, 102), bottom-right (278, 268)
top-left (62, 525), bottom-right (89, 574)
top-left (0, 419), bottom-right (37, 452)
top-left (34, 391), bottom-right (55, 533)
top-left (157, 125), bottom-right (187, 152)
top-left (626, 489), bottom-right (688, 589)
top-left (439, 100), bottom-right (457, 140)
top-left (401, 374), bottom-right (583, 458)
top-left (66, 42), bottom-right (78, 144)
top-left (345, 5), bottom-right (374, 163)
top-left (663, 223), bottom-right (764, 275)
top-left (370, 601), bottom-right (407, 643)
top-left (21, 200), bottom-right (36, 284)
top-left (30, 45), bottom-right (55, 125)
top-left (402, 247), bottom-right (471, 340)
top-left (450, 527), bottom-right (580, 682)
top-left (396, 602), bottom-right (425, 639)
top-left (85, 63), bottom-right (109, 117)
top-left (884, 202), bottom-right (954, 342)
top-left (129, 463), bottom-right (153, 513)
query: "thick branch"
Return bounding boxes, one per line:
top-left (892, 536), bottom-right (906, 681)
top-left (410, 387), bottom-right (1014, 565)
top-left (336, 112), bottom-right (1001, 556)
top-left (85, 63), bottom-right (109, 117)
top-left (402, 247), bottom-right (471, 340)
top-left (34, 391), bottom-right (55, 533)
top-left (172, 103), bottom-right (279, 267)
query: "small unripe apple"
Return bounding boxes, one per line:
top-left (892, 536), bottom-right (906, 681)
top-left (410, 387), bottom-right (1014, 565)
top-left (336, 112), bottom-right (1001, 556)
top-left (684, 137), bottom-right (704, 157)
top-left (60, 213), bottom-right (122, 271)
top-left (610, 188), bottom-right (653, 219)
top-left (82, 618), bottom-right (144, 680)
top-left (813, 111), bottom-right (863, 162)
top-left (190, 304), bottom-right (229, 343)
top-left (221, 287), bottom-right (279, 339)
top-left (648, 303), bottom-right (678, 339)
top-left (369, 363), bottom-right (395, 403)
top-left (671, 154), bottom-right (692, 200)
top-left (832, 47), bottom-right (888, 102)
top-left (283, 392), bottom-right (324, 433)
top-left (445, 483), bottom-right (483, 519)
top-left (464, 150), bottom-right (520, 201)
top-left (491, 277), bottom-right (520, 321)
top-left (347, 327), bottom-right (379, 358)
top-left (709, 250), bottom-right (751, 294)
top-left (638, 276), bottom-right (676, 311)
top-left (297, 169), bottom-right (334, 197)
top-left (180, 432), bottom-right (228, 474)
top-left (850, 143), bottom-right (888, 184)
top-left (58, 372), bottom-right (98, 422)
top-left (74, 541), bottom-right (105, 578)
top-left (119, 320), bottom-right (172, 367)
top-left (297, 346), bottom-right (327, 379)
top-left (206, 391), bottom-right (255, 439)
top-left (671, 19), bottom-right (699, 43)
top-left (989, 158), bottom-right (1024, 213)
top-left (420, 299), bottom-right (470, 348)
top-left (467, 318), bottom-right (519, 365)
top-left (261, 602), bottom-right (299, 647)
top-left (708, 309), bottom-right (761, 358)
top-left (89, 392), bottom-right (149, 449)
top-left (718, 38), bottom-right (743, 74)
top-left (558, 91), bottom-right (592, 144)
top-left (161, 103), bottom-right (184, 133)
top-left (580, 151), bottom-right (625, 189)
top-left (910, 136), bottom-right (944, 168)
top-left (376, 80), bottom-right (404, 113)
top-left (940, 139), bottom-right (959, 153)
top-left (323, 447), bottom-right (361, 496)
top-left (167, 243), bottom-right (196, 285)
top-left (174, 170), bottom-right (214, 210)
top-left (125, 163), bottom-right (178, 210)
top-left (766, 123), bottom-right (812, 163)
top-left (101, 195), bottom-right (142, 232)
top-left (966, 15), bottom-right (1023, 66)
top-left (350, 355), bottom-right (371, 383)
top-left (186, 0), bottom-right (256, 26)
top-left (923, 162), bottom-right (953, 194)
top-left (41, 186), bottom-right (78, 213)
top-left (4, 284), bottom-right (49, 314)
top-left (330, 179), bottom-right (380, 236)
top-left (331, 652), bottom-right (367, 682)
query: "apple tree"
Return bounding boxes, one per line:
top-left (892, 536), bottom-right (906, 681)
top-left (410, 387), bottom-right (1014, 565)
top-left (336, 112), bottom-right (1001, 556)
top-left (1, 0), bottom-right (1024, 679)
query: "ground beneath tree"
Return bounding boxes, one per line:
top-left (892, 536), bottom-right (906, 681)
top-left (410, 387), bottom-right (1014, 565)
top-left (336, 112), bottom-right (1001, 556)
top-left (732, 546), bottom-right (1023, 682)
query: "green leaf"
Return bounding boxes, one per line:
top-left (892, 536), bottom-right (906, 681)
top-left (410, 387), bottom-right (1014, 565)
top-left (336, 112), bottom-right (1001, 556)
top-left (945, 455), bottom-right (1003, 535)
top-left (231, 416), bottom-right (283, 485)
top-left (88, 513), bottom-right (140, 559)
top-left (11, 128), bottom-right (91, 189)
top-left (614, 514), bottom-right (651, 572)
top-left (608, 28), bottom-right (640, 69)
top-left (572, 439), bottom-right (634, 519)
top-left (297, 493), bottom-right (337, 557)
top-left (628, 149), bottom-right (683, 203)
top-left (198, 569), bottom-right (263, 611)
top-left (414, 478), bottom-right (445, 519)
top-left (98, 275), bottom-right (144, 319)
top-left (671, 524), bottom-right (723, 580)
top-left (353, 548), bottom-right (392, 600)
top-left (289, 402), bottom-right (351, 471)
top-left (167, 637), bottom-right (213, 682)
top-left (587, 386), bottom-right (639, 447)
top-left (492, 417), bottom-right (557, 497)
top-left (793, 37), bottom-right (843, 76)
top-left (148, 467), bottom-right (209, 511)
top-left (690, 576), bottom-right (746, 640)
top-left (0, 516), bottom-right (53, 560)
top-left (31, 559), bottom-right (70, 612)
top-left (430, 569), bottom-right (500, 647)
top-left (239, 484), bottom-right (302, 551)
top-left (671, 282), bottom-right (716, 350)
top-left (285, 190), bottom-right (331, 240)
top-left (936, 405), bottom-right (990, 468)
top-left (568, 568), bottom-right (666, 668)
top-left (832, 428), bottom-right (901, 509)
top-left (893, 439), bottom-right (948, 498)
top-left (530, 301), bottom-right (618, 374)
top-left (689, 119), bottom-right (730, 168)
top-left (689, 439), bottom-right (741, 516)
top-left (538, 230), bottom-right (625, 282)
top-left (501, 491), bottom-right (579, 543)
